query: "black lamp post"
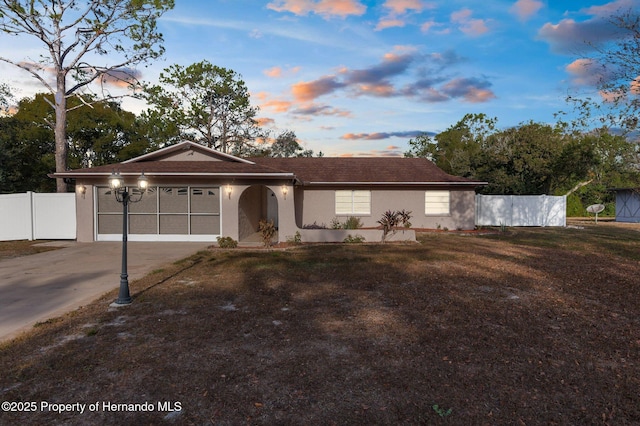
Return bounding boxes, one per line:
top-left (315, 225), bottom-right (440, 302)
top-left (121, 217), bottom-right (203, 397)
top-left (108, 171), bottom-right (149, 305)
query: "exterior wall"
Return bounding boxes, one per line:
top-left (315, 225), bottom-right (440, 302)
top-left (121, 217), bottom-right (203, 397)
top-left (237, 185), bottom-right (265, 240)
top-left (615, 190), bottom-right (640, 223)
top-left (157, 150), bottom-right (223, 161)
top-left (229, 183), bottom-right (297, 243)
top-left (75, 178), bottom-right (296, 243)
top-left (298, 187), bottom-right (477, 230)
top-left (76, 184), bottom-right (95, 242)
top-left (277, 184), bottom-right (297, 242)
top-left (73, 178), bottom-right (475, 242)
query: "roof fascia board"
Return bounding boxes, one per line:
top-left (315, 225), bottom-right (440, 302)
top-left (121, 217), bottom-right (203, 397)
top-left (54, 172), bottom-right (296, 179)
top-left (304, 181), bottom-right (488, 186)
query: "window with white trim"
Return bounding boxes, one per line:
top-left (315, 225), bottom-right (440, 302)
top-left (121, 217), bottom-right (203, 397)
top-left (335, 190), bottom-right (371, 215)
top-left (425, 190), bottom-right (450, 215)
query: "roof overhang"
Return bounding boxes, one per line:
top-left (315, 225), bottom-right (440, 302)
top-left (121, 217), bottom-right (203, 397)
top-left (304, 181), bottom-right (488, 186)
top-left (52, 171), bottom-right (297, 180)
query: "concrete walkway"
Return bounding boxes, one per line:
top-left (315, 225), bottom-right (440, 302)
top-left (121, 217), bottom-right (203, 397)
top-left (0, 241), bottom-right (208, 343)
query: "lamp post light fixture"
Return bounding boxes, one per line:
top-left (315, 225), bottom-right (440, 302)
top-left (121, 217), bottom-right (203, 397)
top-left (108, 171), bottom-right (149, 305)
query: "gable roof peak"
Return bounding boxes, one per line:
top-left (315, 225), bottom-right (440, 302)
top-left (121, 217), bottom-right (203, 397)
top-left (122, 141), bottom-right (255, 164)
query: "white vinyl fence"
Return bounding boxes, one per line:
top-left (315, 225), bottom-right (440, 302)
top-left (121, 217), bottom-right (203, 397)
top-left (476, 194), bottom-right (566, 227)
top-left (0, 192), bottom-right (76, 241)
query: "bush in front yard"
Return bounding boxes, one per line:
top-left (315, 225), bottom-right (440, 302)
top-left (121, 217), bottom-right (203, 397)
top-left (216, 236), bottom-right (238, 248)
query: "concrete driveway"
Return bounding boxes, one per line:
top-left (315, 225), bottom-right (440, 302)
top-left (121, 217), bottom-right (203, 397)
top-left (0, 241), bottom-right (208, 343)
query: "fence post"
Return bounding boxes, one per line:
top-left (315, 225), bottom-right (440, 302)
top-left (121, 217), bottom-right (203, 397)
top-left (28, 191), bottom-right (35, 241)
top-left (509, 195), bottom-right (513, 227)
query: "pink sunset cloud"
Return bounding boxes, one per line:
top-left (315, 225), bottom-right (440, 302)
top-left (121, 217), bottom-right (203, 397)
top-left (451, 8), bottom-right (489, 36)
top-left (292, 76), bottom-right (346, 102)
top-left (266, 0), bottom-right (366, 18)
top-left (377, 0), bottom-right (436, 31)
top-left (565, 59), bottom-right (608, 87)
top-left (375, 18), bottom-right (406, 30)
top-left (383, 0), bottom-right (431, 14)
top-left (255, 91), bottom-right (294, 113)
top-left (99, 68), bottom-right (143, 88)
top-left (288, 46), bottom-right (495, 106)
top-left (341, 130), bottom-right (428, 140)
top-left (263, 66), bottom-right (302, 78)
top-left (537, 1), bottom-right (635, 54)
top-left (509, 0), bottom-right (543, 21)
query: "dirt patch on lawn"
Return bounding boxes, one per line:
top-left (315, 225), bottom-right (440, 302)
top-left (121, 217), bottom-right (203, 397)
top-left (1, 225), bottom-right (639, 425)
top-left (0, 240), bottom-right (63, 261)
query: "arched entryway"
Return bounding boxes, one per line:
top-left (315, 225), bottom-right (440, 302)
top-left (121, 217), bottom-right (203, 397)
top-left (238, 185), bottom-right (278, 243)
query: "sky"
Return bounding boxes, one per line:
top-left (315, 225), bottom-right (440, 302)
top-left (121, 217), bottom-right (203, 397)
top-left (2, 0), bottom-right (639, 157)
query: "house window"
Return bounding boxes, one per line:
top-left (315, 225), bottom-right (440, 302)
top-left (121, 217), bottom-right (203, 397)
top-left (335, 190), bottom-right (371, 215)
top-left (425, 190), bottom-right (450, 215)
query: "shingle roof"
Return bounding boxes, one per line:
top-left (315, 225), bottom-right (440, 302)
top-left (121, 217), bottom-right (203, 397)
top-left (53, 140), bottom-right (485, 186)
top-left (250, 157), bottom-right (480, 185)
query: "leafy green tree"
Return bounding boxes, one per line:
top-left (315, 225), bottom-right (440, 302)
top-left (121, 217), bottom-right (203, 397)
top-left (553, 135), bottom-right (599, 193)
top-left (1, 93), bottom-right (145, 191)
top-left (0, 83), bottom-right (14, 113)
top-left (581, 9), bottom-right (640, 133)
top-left (268, 130), bottom-right (314, 157)
top-left (67, 98), bottom-right (148, 167)
top-left (576, 129), bottom-right (639, 209)
top-left (406, 113), bottom-right (497, 178)
top-left (20, 93), bottom-right (148, 167)
top-left (141, 61), bottom-right (264, 154)
top-left (0, 0), bottom-right (174, 191)
top-left (404, 133), bottom-right (436, 160)
top-left (405, 113), bottom-right (639, 205)
top-left (136, 108), bottom-right (182, 151)
top-left (0, 114), bottom-right (55, 193)
top-left (478, 122), bottom-right (567, 194)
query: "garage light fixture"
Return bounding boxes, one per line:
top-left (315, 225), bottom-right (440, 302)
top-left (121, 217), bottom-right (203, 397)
top-left (281, 185), bottom-right (289, 200)
top-left (77, 184), bottom-right (86, 198)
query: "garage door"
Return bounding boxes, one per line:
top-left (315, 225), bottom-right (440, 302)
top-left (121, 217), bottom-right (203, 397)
top-left (96, 186), bottom-right (221, 241)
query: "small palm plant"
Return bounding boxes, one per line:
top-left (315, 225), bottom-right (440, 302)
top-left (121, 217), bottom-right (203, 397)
top-left (377, 210), bottom-right (399, 243)
top-left (398, 209), bottom-right (412, 228)
top-left (378, 210), bottom-right (413, 242)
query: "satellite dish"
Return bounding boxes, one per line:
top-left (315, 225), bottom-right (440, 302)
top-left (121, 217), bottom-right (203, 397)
top-left (586, 204), bottom-right (605, 214)
top-left (586, 204), bottom-right (605, 223)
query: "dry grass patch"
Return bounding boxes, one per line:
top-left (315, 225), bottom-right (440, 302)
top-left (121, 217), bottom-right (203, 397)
top-left (0, 240), bottom-right (61, 261)
top-left (1, 224), bottom-right (639, 424)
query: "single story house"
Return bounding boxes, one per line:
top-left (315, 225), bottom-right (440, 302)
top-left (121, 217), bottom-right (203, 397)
top-left (54, 141), bottom-right (486, 243)
top-left (610, 188), bottom-right (640, 223)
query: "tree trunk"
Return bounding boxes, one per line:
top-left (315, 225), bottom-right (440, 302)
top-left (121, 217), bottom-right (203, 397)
top-left (565, 179), bottom-right (593, 197)
top-left (54, 77), bottom-right (68, 193)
